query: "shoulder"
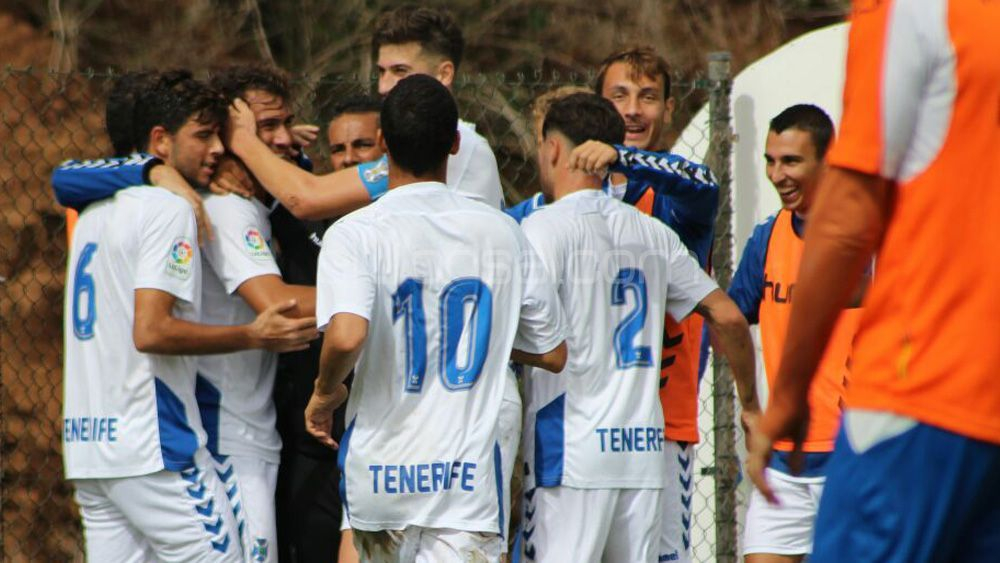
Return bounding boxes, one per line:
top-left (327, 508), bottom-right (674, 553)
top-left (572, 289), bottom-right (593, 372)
top-left (118, 186), bottom-right (190, 213)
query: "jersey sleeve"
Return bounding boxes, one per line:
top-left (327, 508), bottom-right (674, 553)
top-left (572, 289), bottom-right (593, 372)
top-left (315, 220), bottom-right (376, 330)
top-left (728, 218), bottom-right (774, 325)
top-left (134, 196), bottom-right (200, 303)
top-left (611, 145), bottom-right (719, 228)
top-left (503, 192), bottom-right (545, 224)
top-left (450, 129), bottom-right (505, 209)
top-left (357, 156), bottom-right (390, 201)
top-left (52, 154), bottom-right (161, 210)
top-left (201, 196), bottom-right (282, 294)
top-left (826, 1), bottom-right (940, 180)
top-left (663, 227), bottom-right (719, 321)
top-left (511, 224), bottom-right (566, 354)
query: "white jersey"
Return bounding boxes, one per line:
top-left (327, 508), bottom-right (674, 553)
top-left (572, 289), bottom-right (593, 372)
top-left (316, 182), bottom-right (563, 534)
top-left (520, 190), bottom-right (717, 489)
top-left (63, 187), bottom-right (205, 479)
top-left (196, 194), bottom-right (283, 462)
top-left (448, 120), bottom-right (505, 209)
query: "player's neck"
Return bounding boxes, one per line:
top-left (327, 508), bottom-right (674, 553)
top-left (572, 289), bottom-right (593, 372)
top-left (551, 171), bottom-right (603, 201)
top-left (386, 157), bottom-right (447, 191)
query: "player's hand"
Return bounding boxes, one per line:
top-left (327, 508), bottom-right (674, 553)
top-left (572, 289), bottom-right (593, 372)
top-left (291, 124), bottom-right (319, 149)
top-left (224, 98), bottom-right (258, 148)
top-left (568, 140), bottom-right (618, 175)
top-left (209, 155), bottom-right (255, 199)
top-left (305, 382), bottom-right (349, 449)
top-left (746, 396), bottom-right (810, 505)
top-left (249, 300), bottom-right (319, 352)
top-left (744, 410), bottom-right (778, 504)
top-left (149, 164), bottom-right (213, 245)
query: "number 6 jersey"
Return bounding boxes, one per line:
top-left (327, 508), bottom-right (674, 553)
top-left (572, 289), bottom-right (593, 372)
top-left (520, 190), bottom-right (718, 490)
top-left (316, 181), bottom-right (564, 534)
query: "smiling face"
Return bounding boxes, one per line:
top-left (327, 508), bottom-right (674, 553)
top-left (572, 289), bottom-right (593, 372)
top-left (376, 42), bottom-right (452, 97)
top-left (327, 111), bottom-right (382, 171)
top-left (162, 116), bottom-right (224, 189)
top-left (599, 61), bottom-right (673, 151)
top-left (243, 89), bottom-right (295, 160)
top-left (764, 128), bottom-right (825, 216)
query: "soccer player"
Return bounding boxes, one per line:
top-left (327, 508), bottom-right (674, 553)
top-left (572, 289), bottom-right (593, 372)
top-left (730, 105), bottom-right (862, 562)
top-left (327, 95), bottom-right (383, 171)
top-left (304, 74), bottom-right (566, 562)
top-left (746, 2), bottom-right (1000, 562)
top-left (62, 72), bottom-right (315, 563)
top-left (519, 92), bottom-right (758, 563)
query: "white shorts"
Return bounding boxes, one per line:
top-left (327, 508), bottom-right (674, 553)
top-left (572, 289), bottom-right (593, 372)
top-left (73, 449), bottom-right (242, 563)
top-left (212, 454), bottom-right (279, 562)
top-left (523, 486), bottom-right (662, 563)
top-left (353, 527), bottom-right (501, 563)
top-left (660, 440), bottom-right (694, 563)
top-left (498, 367), bottom-right (522, 552)
top-left (743, 467), bottom-right (824, 556)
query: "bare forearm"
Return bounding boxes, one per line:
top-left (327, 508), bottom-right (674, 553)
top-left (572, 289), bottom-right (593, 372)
top-left (511, 341), bottom-right (567, 373)
top-left (315, 344), bottom-right (360, 395)
top-left (231, 130), bottom-right (370, 220)
top-left (710, 316), bottom-right (760, 411)
top-left (134, 317), bottom-right (256, 355)
top-left (770, 168), bottom-right (888, 411)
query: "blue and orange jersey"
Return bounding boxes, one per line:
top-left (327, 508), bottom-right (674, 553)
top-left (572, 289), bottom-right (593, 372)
top-left (731, 210), bottom-right (861, 457)
top-left (824, 0), bottom-right (1000, 444)
top-left (508, 145), bottom-right (719, 443)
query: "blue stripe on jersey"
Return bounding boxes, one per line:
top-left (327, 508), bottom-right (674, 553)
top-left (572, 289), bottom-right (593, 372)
top-left (357, 157), bottom-right (389, 201)
top-left (534, 394), bottom-right (565, 487)
top-left (503, 193), bottom-right (545, 224)
top-left (339, 417), bottom-right (356, 519)
top-left (493, 441), bottom-right (505, 537)
top-left (195, 375), bottom-right (223, 457)
top-left (153, 377), bottom-right (199, 471)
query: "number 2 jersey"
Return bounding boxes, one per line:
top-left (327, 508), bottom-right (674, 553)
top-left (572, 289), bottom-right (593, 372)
top-left (316, 182), bottom-right (564, 534)
top-left (63, 187), bottom-right (206, 479)
top-left (520, 190), bottom-right (718, 490)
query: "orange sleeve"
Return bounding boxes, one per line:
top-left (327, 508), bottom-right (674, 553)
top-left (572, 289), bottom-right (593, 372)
top-left (826, 0), bottom-right (893, 176)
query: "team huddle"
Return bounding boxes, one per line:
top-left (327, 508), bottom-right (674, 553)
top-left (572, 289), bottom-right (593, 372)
top-left (55, 2), bottom-right (1000, 563)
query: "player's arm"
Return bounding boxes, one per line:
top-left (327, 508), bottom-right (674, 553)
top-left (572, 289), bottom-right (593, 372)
top-left (695, 289), bottom-right (760, 415)
top-left (237, 275), bottom-right (316, 318)
top-left (133, 290), bottom-right (317, 354)
top-left (511, 342), bottom-right (567, 373)
top-left (727, 220), bottom-right (774, 325)
top-left (569, 141), bottom-right (719, 227)
top-left (306, 312), bottom-right (365, 448)
top-left (225, 100), bottom-right (381, 221)
top-left (53, 157), bottom-right (213, 243)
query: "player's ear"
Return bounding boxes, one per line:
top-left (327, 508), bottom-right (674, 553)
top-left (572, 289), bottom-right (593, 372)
top-left (376, 128), bottom-right (388, 154)
top-left (436, 60), bottom-right (455, 89)
top-left (450, 130), bottom-right (460, 155)
top-left (148, 126), bottom-right (172, 161)
top-left (663, 96), bottom-right (676, 127)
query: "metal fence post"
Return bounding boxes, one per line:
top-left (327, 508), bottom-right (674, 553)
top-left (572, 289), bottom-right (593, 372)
top-left (708, 51), bottom-right (738, 563)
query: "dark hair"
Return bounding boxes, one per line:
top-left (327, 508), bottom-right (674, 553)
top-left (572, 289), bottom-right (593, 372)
top-left (329, 94), bottom-right (382, 122)
top-left (106, 70), bottom-right (157, 156)
top-left (210, 64), bottom-right (290, 102)
top-left (372, 5), bottom-right (464, 71)
top-left (133, 71), bottom-right (228, 151)
top-left (542, 93), bottom-right (625, 147)
top-left (769, 104), bottom-right (835, 159)
top-left (594, 45), bottom-right (671, 99)
top-left (380, 74), bottom-right (457, 176)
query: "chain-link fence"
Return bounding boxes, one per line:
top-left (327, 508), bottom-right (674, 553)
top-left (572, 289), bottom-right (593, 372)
top-left (0, 59), bottom-right (743, 562)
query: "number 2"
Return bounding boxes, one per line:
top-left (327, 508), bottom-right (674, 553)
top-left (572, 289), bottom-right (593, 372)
top-left (611, 268), bottom-right (653, 369)
top-left (73, 242), bottom-right (98, 340)
top-left (392, 277), bottom-right (493, 393)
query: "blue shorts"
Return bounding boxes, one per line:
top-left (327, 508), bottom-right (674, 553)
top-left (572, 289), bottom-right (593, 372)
top-left (812, 412), bottom-right (1000, 562)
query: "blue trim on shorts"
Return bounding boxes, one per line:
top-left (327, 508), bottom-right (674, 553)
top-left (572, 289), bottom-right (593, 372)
top-left (153, 378), bottom-right (199, 471)
top-left (812, 420), bottom-right (1000, 563)
top-left (494, 441), bottom-right (505, 538)
top-left (534, 394), bottom-right (565, 487)
top-left (338, 417), bottom-right (356, 520)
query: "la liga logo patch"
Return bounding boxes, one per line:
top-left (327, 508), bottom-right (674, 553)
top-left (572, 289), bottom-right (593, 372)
top-left (243, 226), bottom-right (272, 260)
top-left (166, 237), bottom-right (194, 279)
